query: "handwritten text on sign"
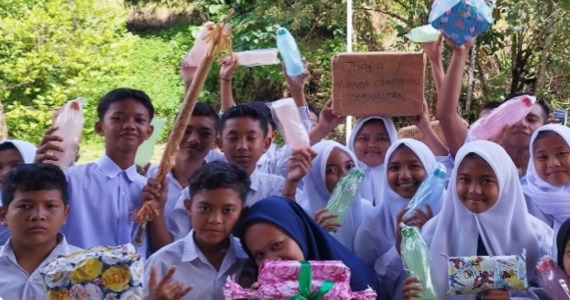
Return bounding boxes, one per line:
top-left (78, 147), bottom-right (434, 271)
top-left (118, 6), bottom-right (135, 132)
top-left (332, 52), bottom-right (425, 117)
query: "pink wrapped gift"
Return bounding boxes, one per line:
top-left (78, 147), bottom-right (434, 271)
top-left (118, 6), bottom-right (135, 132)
top-left (223, 260), bottom-right (376, 299)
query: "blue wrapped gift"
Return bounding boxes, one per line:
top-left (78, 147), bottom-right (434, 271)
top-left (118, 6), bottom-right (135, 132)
top-left (429, 0), bottom-right (494, 45)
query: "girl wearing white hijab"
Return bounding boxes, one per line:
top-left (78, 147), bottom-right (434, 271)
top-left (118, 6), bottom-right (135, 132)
top-left (355, 138), bottom-right (443, 299)
top-left (0, 139), bottom-right (37, 245)
top-left (348, 117), bottom-right (399, 207)
top-left (298, 140), bottom-right (367, 252)
top-left (405, 140), bottom-right (552, 300)
top-left (523, 124), bottom-right (570, 233)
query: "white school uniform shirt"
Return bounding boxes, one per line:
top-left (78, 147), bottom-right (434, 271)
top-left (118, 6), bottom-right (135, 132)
top-left (347, 116), bottom-right (399, 207)
top-left (0, 139), bottom-right (37, 245)
top-left (205, 149), bottom-right (226, 163)
top-left (61, 155), bottom-right (148, 255)
top-left (0, 234), bottom-right (81, 299)
top-left (168, 169), bottom-right (287, 240)
top-left (422, 141), bottom-right (553, 300)
top-left (144, 230), bottom-right (247, 300)
top-left (298, 140), bottom-right (365, 252)
top-left (354, 139), bottom-right (443, 299)
top-left (145, 164), bottom-right (185, 221)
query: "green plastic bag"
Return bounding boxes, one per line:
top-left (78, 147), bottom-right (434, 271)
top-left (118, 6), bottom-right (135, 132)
top-left (325, 168), bottom-right (365, 223)
top-left (135, 118), bottom-right (166, 167)
top-left (401, 224), bottom-right (438, 299)
top-left (405, 24), bottom-right (441, 43)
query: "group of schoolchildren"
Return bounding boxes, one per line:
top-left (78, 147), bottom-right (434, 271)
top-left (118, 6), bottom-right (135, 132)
top-left (0, 35), bottom-right (569, 300)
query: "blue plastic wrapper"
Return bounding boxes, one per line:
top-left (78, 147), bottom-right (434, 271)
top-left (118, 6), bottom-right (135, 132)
top-left (429, 0), bottom-right (494, 45)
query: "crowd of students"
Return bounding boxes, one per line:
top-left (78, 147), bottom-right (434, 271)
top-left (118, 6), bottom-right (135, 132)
top-left (0, 36), bottom-right (569, 300)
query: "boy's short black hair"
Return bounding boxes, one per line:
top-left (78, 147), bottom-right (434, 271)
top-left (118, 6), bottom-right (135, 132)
top-left (2, 164), bottom-right (69, 208)
top-left (97, 88), bottom-right (155, 120)
top-left (220, 104), bottom-right (269, 137)
top-left (481, 101), bottom-right (502, 111)
top-left (307, 103), bottom-right (320, 120)
top-left (504, 93), bottom-right (549, 123)
top-left (193, 102), bottom-right (220, 133)
top-left (247, 101), bottom-right (276, 132)
top-left (0, 142), bottom-right (18, 153)
top-left (189, 161), bottom-right (250, 203)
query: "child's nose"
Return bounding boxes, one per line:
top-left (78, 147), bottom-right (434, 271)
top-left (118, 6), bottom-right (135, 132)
top-left (468, 182), bottom-right (481, 194)
top-left (208, 211), bottom-right (222, 224)
top-left (29, 207), bottom-right (47, 221)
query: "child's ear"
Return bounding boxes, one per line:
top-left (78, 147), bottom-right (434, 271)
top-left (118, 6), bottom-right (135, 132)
top-left (0, 207), bottom-right (7, 226)
top-left (216, 136), bottom-right (223, 152)
top-left (94, 121), bottom-right (104, 136)
top-left (184, 199), bottom-right (192, 216)
top-left (262, 136), bottom-right (271, 153)
top-left (145, 123), bottom-right (154, 140)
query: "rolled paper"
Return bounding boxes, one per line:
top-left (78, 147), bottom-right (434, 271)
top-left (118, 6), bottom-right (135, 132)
top-left (45, 98), bottom-right (85, 170)
top-left (223, 260), bottom-right (377, 300)
top-left (469, 95), bottom-right (536, 141)
top-left (536, 256), bottom-right (570, 299)
top-left (325, 168), bottom-right (365, 224)
top-left (40, 244), bottom-right (143, 300)
top-left (235, 48), bottom-right (280, 67)
top-left (276, 26), bottom-right (305, 77)
top-left (403, 163), bottom-right (446, 219)
top-left (405, 24), bottom-right (441, 43)
top-left (134, 117), bottom-right (166, 167)
top-left (401, 225), bottom-right (438, 299)
top-left (270, 98), bottom-right (310, 149)
top-left (444, 250), bottom-right (528, 295)
top-left (429, 0), bottom-right (494, 45)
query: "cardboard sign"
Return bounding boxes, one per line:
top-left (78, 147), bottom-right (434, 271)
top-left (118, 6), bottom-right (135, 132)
top-left (398, 120), bottom-right (469, 147)
top-left (331, 52), bottom-right (425, 117)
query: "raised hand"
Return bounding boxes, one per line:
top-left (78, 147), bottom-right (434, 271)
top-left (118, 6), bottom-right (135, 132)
top-left (147, 266), bottom-right (193, 300)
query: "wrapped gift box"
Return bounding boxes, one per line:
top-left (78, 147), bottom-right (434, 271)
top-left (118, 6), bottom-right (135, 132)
top-left (429, 0), bottom-right (494, 45)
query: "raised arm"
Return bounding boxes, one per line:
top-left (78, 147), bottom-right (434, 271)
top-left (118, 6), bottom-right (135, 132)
top-left (407, 100), bottom-right (448, 156)
top-left (219, 54), bottom-right (238, 111)
top-left (284, 63), bottom-right (309, 107)
top-left (308, 99), bottom-right (343, 145)
top-left (420, 35), bottom-right (445, 94)
top-left (435, 38), bottom-right (475, 156)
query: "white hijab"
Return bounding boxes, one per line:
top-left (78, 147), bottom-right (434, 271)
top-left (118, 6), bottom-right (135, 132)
top-left (347, 116), bottom-right (398, 206)
top-left (0, 139), bottom-right (37, 164)
top-left (423, 140), bottom-right (553, 299)
top-left (523, 124), bottom-right (570, 232)
top-left (299, 140), bottom-right (364, 251)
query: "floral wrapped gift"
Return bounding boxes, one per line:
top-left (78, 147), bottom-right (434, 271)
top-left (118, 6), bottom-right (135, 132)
top-left (429, 0), bottom-right (494, 45)
top-left (445, 250), bottom-right (528, 295)
top-left (40, 244), bottom-right (143, 300)
top-left (223, 260), bottom-right (376, 300)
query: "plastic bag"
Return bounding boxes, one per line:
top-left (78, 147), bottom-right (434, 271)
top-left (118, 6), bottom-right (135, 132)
top-left (536, 256), bottom-right (570, 299)
top-left (134, 118), bottom-right (166, 167)
top-left (183, 22), bottom-right (215, 68)
top-left (276, 26), bottom-right (305, 77)
top-left (469, 95), bottom-right (536, 141)
top-left (445, 250), bottom-right (528, 295)
top-left (405, 24), bottom-right (441, 43)
top-left (403, 163), bottom-right (446, 218)
top-left (235, 49), bottom-right (280, 67)
top-left (429, 0), bottom-right (494, 45)
top-left (325, 168), bottom-right (365, 223)
top-left (46, 98), bottom-right (85, 170)
top-left (401, 224), bottom-right (438, 299)
top-left (270, 98), bottom-right (310, 149)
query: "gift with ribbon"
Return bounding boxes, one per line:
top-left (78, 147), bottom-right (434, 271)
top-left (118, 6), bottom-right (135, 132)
top-left (223, 260), bottom-right (376, 299)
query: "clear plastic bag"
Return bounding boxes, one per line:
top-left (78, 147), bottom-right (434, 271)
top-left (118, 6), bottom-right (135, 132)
top-left (276, 26), bottom-right (305, 77)
top-left (270, 98), bottom-right (310, 149)
top-left (134, 118), bottom-right (166, 167)
top-left (235, 49), bottom-right (280, 67)
top-left (46, 98), bottom-right (85, 170)
top-left (325, 168), bottom-right (365, 223)
top-left (404, 163), bottom-right (446, 218)
top-left (401, 224), bottom-right (438, 299)
top-left (405, 24), bottom-right (441, 43)
top-left (537, 256), bottom-right (570, 299)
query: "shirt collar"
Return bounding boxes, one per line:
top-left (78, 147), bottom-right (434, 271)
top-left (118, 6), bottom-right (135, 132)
top-left (95, 154), bottom-right (140, 182)
top-left (249, 169), bottom-right (260, 192)
top-left (181, 230), bottom-right (247, 263)
top-left (0, 233), bottom-right (74, 266)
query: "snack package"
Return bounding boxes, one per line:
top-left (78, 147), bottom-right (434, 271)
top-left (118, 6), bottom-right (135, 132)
top-left (40, 244), bottom-right (143, 300)
top-left (270, 98), bottom-right (310, 149)
top-left (554, 109), bottom-right (568, 126)
top-left (223, 260), bottom-right (377, 300)
top-left (429, 0), bottom-right (494, 45)
top-left (403, 163), bottom-right (446, 219)
top-left (276, 27), bottom-right (305, 77)
top-left (183, 22), bottom-right (215, 68)
top-left (405, 24), bottom-right (441, 43)
top-left (536, 256), bottom-right (570, 299)
top-left (325, 168), bottom-right (365, 223)
top-left (401, 225), bottom-right (438, 299)
top-left (46, 98), bottom-right (85, 170)
top-left (134, 117), bottom-right (165, 167)
top-left (445, 251), bottom-right (528, 295)
top-left (235, 49), bottom-right (280, 67)
top-left (469, 94), bottom-right (536, 141)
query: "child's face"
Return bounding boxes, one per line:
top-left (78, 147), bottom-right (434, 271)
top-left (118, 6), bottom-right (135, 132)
top-left (220, 117), bottom-right (270, 174)
top-left (563, 238), bottom-right (570, 277)
top-left (325, 148), bottom-right (355, 194)
top-left (532, 132), bottom-right (570, 186)
top-left (456, 155), bottom-right (499, 213)
top-left (95, 99), bottom-right (153, 154)
top-left (504, 105), bottom-right (544, 149)
top-left (184, 188), bottom-right (243, 247)
top-left (309, 111), bottom-right (318, 127)
top-left (0, 148), bottom-right (24, 189)
top-left (353, 121), bottom-right (391, 167)
top-left (179, 116), bottom-right (218, 162)
top-left (387, 146), bottom-right (427, 198)
top-left (244, 222), bottom-right (304, 266)
top-left (0, 189), bottom-right (68, 247)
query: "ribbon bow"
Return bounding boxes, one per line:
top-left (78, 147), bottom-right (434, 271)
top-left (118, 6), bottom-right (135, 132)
top-left (291, 261), bottom-right (334, 300)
